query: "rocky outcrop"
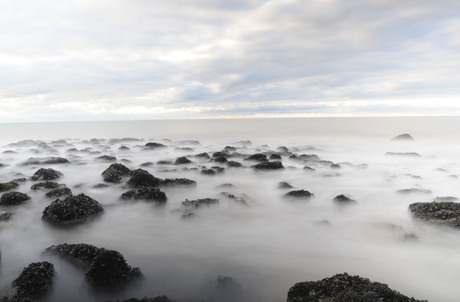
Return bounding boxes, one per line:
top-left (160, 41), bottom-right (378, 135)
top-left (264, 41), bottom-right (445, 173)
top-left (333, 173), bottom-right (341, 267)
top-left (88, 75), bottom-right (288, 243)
top-left (102, 163), bottom-right (131, 183)
top-left (11, 262), bottom-right (55, 300)
top-left (159, 178), bottom-right (196, 187)
top-left (0, 192), bottom-right (31, 206)
top-left (30, 181), bottom-right (62, 191)
top-left (287, 273), bottom-right (426, 302)
top-left (121, 187), bottom-right (167, 203)
top-left (409, 201), bottom-right (460, 228)
top-left (284, 190), bottom-right (313, 199)
top-left (42, 194), bottom-right (104, 225)
top-left (126, 169), bottom-right (161, 188)
top-left (44, 187), bottom-right (72, 199)
top-left (245, 153), bottom-right (268, 162)
top-left (31, 168), bottom-right (63, 181)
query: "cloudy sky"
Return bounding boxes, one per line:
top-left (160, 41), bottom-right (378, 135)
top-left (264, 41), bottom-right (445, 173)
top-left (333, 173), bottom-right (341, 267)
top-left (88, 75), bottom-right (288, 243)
top-left (1, 0), bottom-right (460, 122)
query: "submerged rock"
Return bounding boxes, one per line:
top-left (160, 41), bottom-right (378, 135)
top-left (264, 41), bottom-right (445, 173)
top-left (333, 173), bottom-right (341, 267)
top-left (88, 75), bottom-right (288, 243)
top-left (159, 178), bottom-right (196, 187)
top-left (0, 192), bottom-right (31, 206)
top-left (0, 212), bottom-right (13, 222)
top-left (287, 273), bottom-right (426, 302)
top-left (44, 243), bottom-right (101, 266)
top-left (385, 152), bottom-right (421, 157)
top-left (333, 194), bottom-right (356, 205)
top-left (0, 181), bottom-right (19, 193)
top-left (174, 156), bottom-right (192, 165)
top-left (21, 157), bottom-right (70, 165)
top-left (107, 296), bottom-right (175, 302)
top-left (278, 182), bottom-right (294, 189)
top-left (409, 202), bottom-right (460, 228)
top-left (391, 133), bottom-right (414, 141)
top-left (181, 198), bottom-right (219, 209)
top-left (96, 155), bottom-right (117, 162)
top-left (397, 188), bottom-right (432, 195)
top-left (253, 161), bottom-right (284, 170)
top-left (144, 142), bottom-right (167, 150)
top-left (216, 275), bottom-right (241, 290)
top-left (42, 194), bottom-right (104, 225)
top-left (284, 190), bottom-right (313, 199)
top-left (11, 261), bottom-right (55, 300)
top-left (30, 181), bottom-right (62, 191)
top-left (31, 168), bottom-right (63, 181)
top-left (44, 187), bottom-right (72, 199)
top-left (121, 187), bottom-right (167, 203)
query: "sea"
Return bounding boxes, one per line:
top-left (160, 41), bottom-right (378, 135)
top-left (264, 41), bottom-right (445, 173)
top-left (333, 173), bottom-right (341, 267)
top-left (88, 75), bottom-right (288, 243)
top-left (0, 117), bottom-right (460, 302)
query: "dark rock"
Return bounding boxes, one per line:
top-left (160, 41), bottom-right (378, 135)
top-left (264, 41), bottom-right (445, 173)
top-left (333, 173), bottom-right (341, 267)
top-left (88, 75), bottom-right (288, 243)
top-left (96, 155), bottom-right (117, 162)
top-left (333, 194), bottom-right (356, 204)
top-left (211, 166), bottom-right (225, 173)
top-left (201, 169), bottom-right (216, 175)
top-left (218, 192), bottom-right (248, 206)
top-left (174, 156), bottom-right (192, 165)
top-left (107, 296), bottom-right (175, 302)
top-left (85, 249), bottom-right (143, 289)
top-left (42, 193), bottom-right (104, 225)
top-left (254, 161), bottom-right (284, 170)
top-left (144, 142), bottom-right (167, 149)
top-left (0, 192), bottom-right (31, 206)
top-left (127, 169), bottom-right (161, 188)
top-left (330, 163), bottom-right (341, 169)
top-left (31, 168), bottom-right (63, 181)
top-left (21, 157), bottom-right (70, 165)
top-left (181, 198), bottom-right (219, 209)
top-left (0, 212), bottom-right (13, 221)
top-left (194, 152), bottom-right (211, 159)
top-left (121, 187), bottom-right (167, 203)
top-left (119, 145), bottom-right (131, 151)
top-left (212, 151), bottom-right (228, 158)
top-left (213, 156), bottom-right (228, 163)
top-left (409, 201), bottom-right (460, 228)
top-left (244, 153), bottom-right (267, 162)
top-left (102, 163), bottom-right (131, 183)
top-left (140, 162), bottom-right (154, 167)
top-left (397, 188), bottom-right (432, 195)
top-left (44, 187), bottom-right (72, 199)
top-left (278, 182), bottom-right (294, 189)
top-left (287, 273), bottom-right (426, 302)
top-left (403, 233), bottom-right (419, 241)
top-left (216, 183), bottom-right (235, 189)
top-left (303, 166), bottom-right (315, 171)
top-left (159, 178), bottom-right (196, 187)
top-left (433, 196), bottom-right (459, 202)
top-left (93, 183), bottom-right (110, 189)
top-left (0, 181), bottom-right (19, 192)
top-left (234, 140), bottom-right (252, 146)
top-left (12, 262), bottom-right (54, 300)
top-left (269, 153), bottom-right (281, 160)
top-left (284, 190), bottom-right (313, 199)
top-left (157, 160), bottom-right (172, 165)
top-left (391, 133), bottom-right (414, 141)
top-left (216, 275), bottom-right (241, 290)
top-left (385, 152), bottom-right (421, 157)
top-left (30, 181), bottom-right (61, 191)
top-left (44, 243), bottom-right (101, 266)
top-left (227, 161), bottom-right (243, 167)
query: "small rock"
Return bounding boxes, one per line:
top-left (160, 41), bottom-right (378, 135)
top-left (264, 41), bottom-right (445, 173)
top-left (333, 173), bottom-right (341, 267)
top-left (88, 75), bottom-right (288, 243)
top-left (284, 190), bottom-right (313, 199)
top-left (96, 155), bottom-right (117, 162)
top-left (127, 169), bottom-right (161, 188)
top-left (174, 157), bottom-right (192, 165)
top-left (31, 168), bottom-right (63, 181)
top-left (0, 181), bottom-right (19, 192)
top-left (121, 187), bottom-right (167, 203)
top-left (0, 192), bottom-right (31, 206)
top-left (44, 187), bottom-right (72, 199)
top-left (245, 153), bottom-right (267, 162)
top-left (278, 182), bottom-right (294, 189)
top-left (333, 194), bottom-right (356, 205)
top-left (391, 133), bottom-right (414, 141)
top-left (253, 161), bottom-right (284, 170)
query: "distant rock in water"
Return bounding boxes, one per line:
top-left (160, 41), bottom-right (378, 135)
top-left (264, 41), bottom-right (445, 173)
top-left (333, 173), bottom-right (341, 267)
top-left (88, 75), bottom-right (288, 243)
top-left (278, 182), bottom-right (294, 189)
top-left (0, 192), bottom-right (31, 206)
top-left (31, 181), bottom-right (62, 191)
top-left (253, 161), bottom-right (284, 170)
top-left (102, 163), bottom-right (131, 183)
top-left (42, 193), bottom-right (104, 225)
top-left (144, 142), bottom-right (167, 150)
top-left (397, 188), bottom-right (432, 195)
top-left (385, 152), bottom-right (421, 157)
top-left (333, 194), bottom-right (356, 205)
top-left (21, 156), bottom-right (70, 165)
top-left (433, 196), bottom-right (459, 202)
top-left (284, 190), bottom-right (313, 199)
top-left (31, 168), bottom-right (63, 181)
top-left (0, 181), bottom-right (19, 192)
top-left (106, 296), bottom-right (175, 302)
top-left (287, 273), bottom-right (426, 302)
top-left (0, 212), bottom-right (13, 221)
top-left (159, 178), bottom-right (196, 187)
top-left (409, 201), bottom-right (460, 228)
top-left (245, 153), bottom-right (268, 162)
top-left (44, 186), bottom-right (72, 199)
top-left (174, 156), bottom-right (192, 165)
top-left (121, 187), bottom-right (167, 203)
top-left (391, 133), bottom-right (414, 141)
top-left (11, 261), bottom-right (55, 300)
top-left (181, 198), bottom-right (219, 209)
top-left (95, 155), bottom-right (117, 162)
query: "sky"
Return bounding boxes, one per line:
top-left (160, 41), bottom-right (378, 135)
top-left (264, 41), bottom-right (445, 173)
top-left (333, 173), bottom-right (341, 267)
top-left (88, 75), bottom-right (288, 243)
top-left (1, 0), bottom-right (460, 122)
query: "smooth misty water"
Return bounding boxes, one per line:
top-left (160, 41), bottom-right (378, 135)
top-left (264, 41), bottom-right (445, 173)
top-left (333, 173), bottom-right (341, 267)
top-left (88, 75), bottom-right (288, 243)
top-left (1, 117), bottom-right (460, 301)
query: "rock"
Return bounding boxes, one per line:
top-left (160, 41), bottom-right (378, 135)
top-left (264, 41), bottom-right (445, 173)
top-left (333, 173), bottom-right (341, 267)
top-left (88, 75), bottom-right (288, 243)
top-left (245, 153), bottom-right (268, 162)
top-left (303, 166), bottom-right (315, 171)
top-left (253, 161), bottom-right (284, 170)
top-left (213, 156), bottom-right (228, 163)
top-left (42, 194), bottom-right (104, 225)
top-left (391, 133), bottom-right (414, 141)
top-left (44, 187), bottom-right (72, 199)
top-left (12, 262), bottom-right (55, 300)
top-left (201, 169), bottom-right (216, 175)
top-left (174, 156), bottom-right (192, 165)
top-left (127, 169), bottom-right (161, 188)
top-left (0, 181), bottom-right (19, 192)
top-left (159, 178), bottom-right (196, 187)
top-left (140, 162), bottom-right (154, 167)
top-left (31, 168), bottom-right (63, 181)
top-left (397, 188), bottom-right (432, 195)
top-left (269, 153), bottom-right (281, 160)
top-left (119, 145), bottom-right (131, 151)
top-left (0, 212), bottom-right (13, 221)
top-left (181, 198), bottom-right (219, 209)
top-left (30, 181), bottom-right (62, 191)
top-left (409, 202), bottom-right (460, 228)
top-left (21, 157), bottom-right (70, 165)
top-left (102, 163), bottom-right (131, 183)
top-left (299, 154), bottom-right (320, 162)
top-left (96, 155), bottom-right (117, 162)
top-left (284, 190), bottom-right (313, 199)
top-left (121, 187), bottom-right (167, 203)
top-left (287, 273), bottom-right (426, 302)
top-left (385, 152), bottom-right (421, 157)
top-left (44, 243), bottom-right (101, 266)
top-left (278, 182), bottom-right (294, 189)
top-left (157, 160), bottom-right (172, 165)
top-left (107, 296), bottom-right (175, 302)
top-left (85, 249), bottom-right (143, 288)
top-left (216, 275), bottom-right (241, 290)
top-left (227, 161), bottom-right (243, 168)
top-left (0, 192), bottom-right (31, 206)
top-left (216, 183), bottom-right (235, 189)
top-left (218, 192), bottom-right (248, 206)
top-left (330, 163), bottom-right (341, 169)
top-left (194, 152), bottom-right (211, 159)
top-left (333, 194), bottom-right (356, 205)
top-left (144, 142), bottom-right (167, 149)
top-left (433, 196), bottom-right (459, 202)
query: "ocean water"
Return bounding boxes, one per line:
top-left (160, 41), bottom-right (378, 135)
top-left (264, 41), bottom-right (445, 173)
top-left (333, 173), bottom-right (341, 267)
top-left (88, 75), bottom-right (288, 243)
top-left (0, 117), bottom-right (460, 301)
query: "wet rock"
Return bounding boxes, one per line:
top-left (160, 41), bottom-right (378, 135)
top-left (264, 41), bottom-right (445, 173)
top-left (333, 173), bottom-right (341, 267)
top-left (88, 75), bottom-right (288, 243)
top-left (144, 142), bottom-right (167, 150)
top-left (397, 188), bottom-right (432, 195)
top-left (245, 153), bottom-right (268, 162)
top-left (121, 187), bottom-right (167, 203)
top-left (140, 162), bottom-right (154, 167)
top-left (159, 178), bottom-right (196, 187)
top-left (0, 212), bottom-right (13, 221)
top-left (254, 161), bottom-right (284, 170)
top-left (93, 183), bottom-right (110, 189)
top-left (330, 163), bottom-right (341, 169)
top-left (174, 156), bottom-right (192, 165)
top-left (269, 153), bottom-right (281, 160)
top-left (284, 190), bottom-right (313, 199)
top-left (194, 152), bottom-right (211, 159)
top-left (126, 169), bottom-right (161, 188)
top-left (201, 169), bottom-right (216, 175)
top-left (213, 151), bottom-right (228, 158)
top-left (303, 166), bottom-right (315, 171)
top-left (409, 201), bottom-right (460, 228)
top-left (333, 194), bottom-right (356, 205)
top-left (287, 273), bottom-right (426, 302)
top-left (216, 183), bottom-right (235, 189)
top-left (0, 181), bottom-right (19, 192)
top-left (102, 163), bottom-right (131, 183)
top-left (278, 182), bottom-right (294, 189)
top-left (299, 154), bottom-right (320, 162)
top-left (21, 157), bottom-right (70, 165)
top-left (181, 198), bottom-right (219, 209)
top-left (216, 275), bottom-right (241, 290)
top-left (218, 192), bottom-right (249, 206)
top-left (44, 243), bottom-right (101, 266)
top-left (0, 192), bottom-right (31, 206)
top-left (213, 156), bottom-right (228, 163)
top-left (433, 196), bottom-right (459, 202)
top-left (11, 262), bottom-right (54, 300)
top-left (157, 160), bottom-right (172, 165)
top-left (42, 193), bottom-right (104, 225)
top-left (31, 168), bottom-right (63, 181)
top-left (44, 187), bottom-right (72, 199)
top-left (385, 152), bottom-right (421, 157)
top-left (211, 166), bottom-right (225, 173)
top-left (30, 181), bottom-right (62, 191)
top-left (391, 133), bottom-right (414, 141)
top-left (85, 249), bottom-right (143, 289)
top-left (227, 161), bottom-right (243, 168)
top-left (96, 155), bottom-right (117, 162)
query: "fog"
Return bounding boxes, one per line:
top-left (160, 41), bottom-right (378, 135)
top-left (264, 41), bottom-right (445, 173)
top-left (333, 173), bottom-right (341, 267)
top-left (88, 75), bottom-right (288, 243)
top-left (1, 118), bottom-right (460, 301)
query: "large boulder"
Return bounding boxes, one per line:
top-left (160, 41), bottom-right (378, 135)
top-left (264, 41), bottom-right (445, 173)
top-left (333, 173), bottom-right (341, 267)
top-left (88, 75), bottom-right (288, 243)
top-left (31, 168), bottom-right (63, 181)
top-left (42, 194), bottom-right (104, 225)
top-left (102, 163), bottom-right (131, 183)
top-left (121, 187), bottom-right (167, 203)
top-left (0, 192), bottom-right (31, 206)
top-left (287, 273), bottom-right (426, 302)
top-left (126, 169), bottom-right (161, 188)
top-left (11, 262), bottom-right (55, 300)
top-left (409, 202), bottom-right (460, 228)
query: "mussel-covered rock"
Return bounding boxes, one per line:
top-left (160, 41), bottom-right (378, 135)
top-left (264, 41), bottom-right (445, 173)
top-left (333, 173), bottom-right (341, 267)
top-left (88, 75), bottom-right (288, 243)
top-left (96, 155), bottom-right (117, 162)
top-left (11, 262), bottom-right (55, 300)
top-left (121, 187), bottom-right (167, 203)
top-left (22, 157), bottom-right (70, 165)
top-left (253, 161), bottom-right (284, 170)
top-left (102, 163), bottom-right (131, 183)
top-left (42, 194), bottom-right (104, 225)
top-left (284, 190), bottom-right (313, 199)
top-left (409, 202), bottom-right (460, 228)
top-left (44, 187), bottom-right (72, 199)
top-left (159, 178), bottom-right (196, 187)
top-left (0, 192), bottom-right (31, 206)
top-left (287, 273), bottom-right (426, 302)
top-left (44, 243), bottom-right (101, 266)
top-left (126, 169), bottom-right (161, 188)
top-left (0, 181), bottom-right (19, 192)
top-left (181, 198), bottom-right (219, 209)
top-left (30, 181), bottom-right (61, 191)
top-left (31, 168), bottom-right (63, 181)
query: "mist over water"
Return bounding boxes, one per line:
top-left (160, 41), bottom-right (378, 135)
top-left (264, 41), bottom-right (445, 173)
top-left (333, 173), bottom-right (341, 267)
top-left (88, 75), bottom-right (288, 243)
top-left (1, 117), bottom-right (460, 301)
